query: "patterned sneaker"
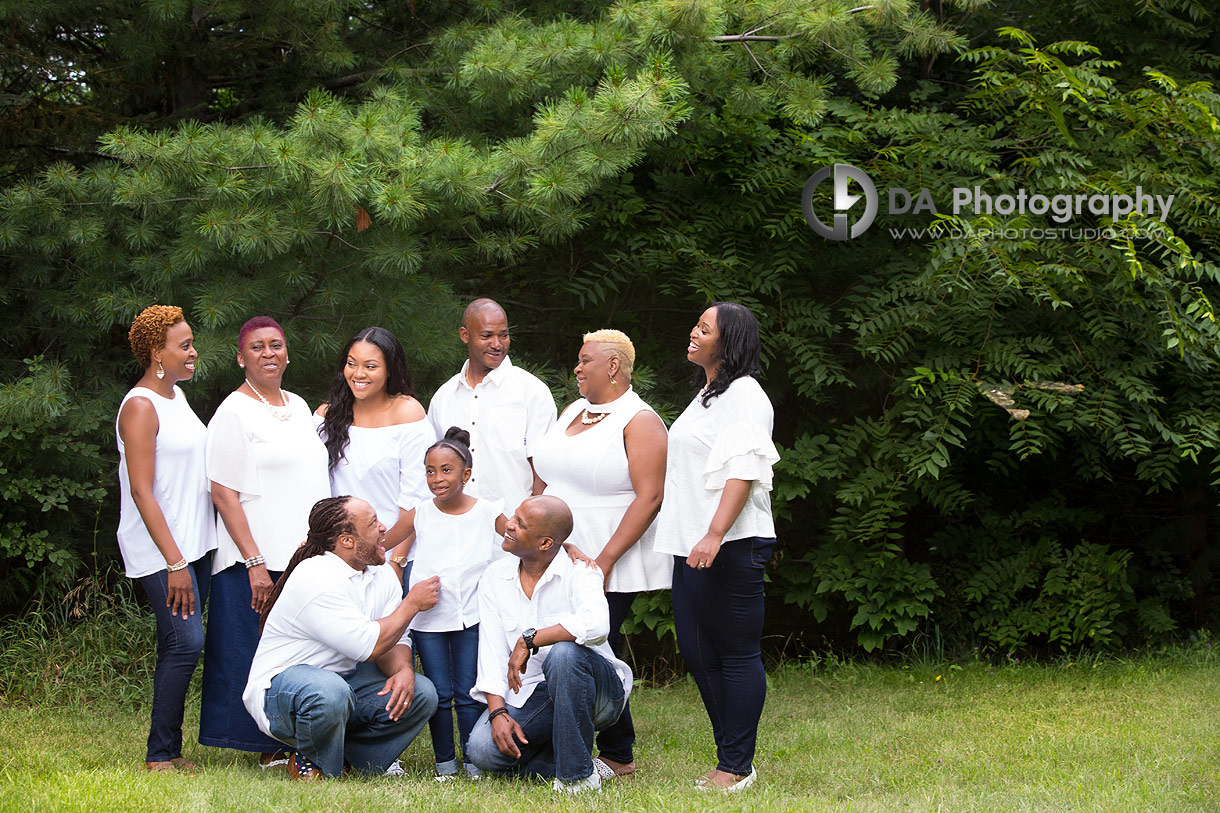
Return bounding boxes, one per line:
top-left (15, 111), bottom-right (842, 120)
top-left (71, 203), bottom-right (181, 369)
top-left (384, 760), bottom-right (406, 777)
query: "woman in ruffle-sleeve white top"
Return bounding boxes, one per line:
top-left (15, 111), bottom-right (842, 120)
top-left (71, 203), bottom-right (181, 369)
top-left (654, 302), bottom-right (780, 793)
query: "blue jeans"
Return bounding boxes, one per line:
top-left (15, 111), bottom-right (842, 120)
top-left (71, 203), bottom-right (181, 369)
top-left (597, 591), bottom-right (637, 764)
top-left (263, 661), bottom-right (438, 778)
top-left (671, 536), bottom-right (775, 776)
top-left (466, 642), bottom-right (625, 783)
top-left (138, 552), bottom-right (212, 763)
top-left (413, 626), bottom-right (483, 773)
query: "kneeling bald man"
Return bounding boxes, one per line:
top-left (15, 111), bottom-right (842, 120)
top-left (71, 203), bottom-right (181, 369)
top-left (467, 495), bottom-right (632, 792)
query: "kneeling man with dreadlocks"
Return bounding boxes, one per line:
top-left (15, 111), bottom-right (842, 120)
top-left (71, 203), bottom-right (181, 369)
top-left (242, 496), bottom-right (441, 779)
top-left (466, 496), bottom-right (633, 793)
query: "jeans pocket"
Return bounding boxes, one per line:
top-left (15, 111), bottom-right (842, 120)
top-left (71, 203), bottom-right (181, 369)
top-left (264, 692), bottom-right (292, 743)
top-left (749, 536), bottom-right (776, 569)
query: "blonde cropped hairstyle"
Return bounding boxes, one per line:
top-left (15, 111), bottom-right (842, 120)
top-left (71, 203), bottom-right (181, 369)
top-left (128, 305), bottom-right (185, 368)
top-left (583, 329), bottom-right (635, 379)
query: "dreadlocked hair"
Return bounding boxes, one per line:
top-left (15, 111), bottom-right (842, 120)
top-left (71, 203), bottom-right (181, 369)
top-left (259, 496), bottom-right (355, 634)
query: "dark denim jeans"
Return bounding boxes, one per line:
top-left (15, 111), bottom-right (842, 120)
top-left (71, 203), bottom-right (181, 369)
top-left (597, 591), bottom-right (637, 764)
top-left (263, 661), bottom-right (438, 778)
top-left (413, 625), bottom-right (483, 773)
top-left (671, 536), bottom-right (775, 776)
top-left (466, 642), bottom-right (625, 782)
top-left (137, 551), bottom-right (212, 763)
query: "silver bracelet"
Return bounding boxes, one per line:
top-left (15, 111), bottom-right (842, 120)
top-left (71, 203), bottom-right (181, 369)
top-left (167, 558), bottom-right (189, 572)
top-left (244, 554), bottom-right (266, 569)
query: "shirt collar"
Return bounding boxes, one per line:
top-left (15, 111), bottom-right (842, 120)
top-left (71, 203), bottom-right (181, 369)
top-left (458, 355), bottom-right (514, 391)
top-left (322, 550), bottom-right (377, 584)
top-left (498, 549), bottom-right (573, 588)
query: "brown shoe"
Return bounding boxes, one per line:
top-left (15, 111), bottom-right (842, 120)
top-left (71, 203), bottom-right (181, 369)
top-left (145, 761), bottom-right (176, 773)
top-left (170, 757), bottom-right (199, 774)
top-left (288, 752), bottom-right (324, 781)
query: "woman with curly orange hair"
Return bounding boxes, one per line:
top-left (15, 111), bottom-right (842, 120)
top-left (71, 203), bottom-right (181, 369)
top-left (117, 305), bottom-right (217, 773)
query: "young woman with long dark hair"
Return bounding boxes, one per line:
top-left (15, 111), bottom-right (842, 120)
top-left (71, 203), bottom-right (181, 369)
top-left (316, 327), bottom-right (434, 584)
top-left (654, 302), bottom-right (780, 793)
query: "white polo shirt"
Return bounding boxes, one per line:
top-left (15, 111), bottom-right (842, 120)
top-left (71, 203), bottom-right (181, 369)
top-left (471, 553), bottom-right (632, 708)
top-left (242, 552), bottom-right (410, 736)
top-left (427, 356), bottom-right (556, 515)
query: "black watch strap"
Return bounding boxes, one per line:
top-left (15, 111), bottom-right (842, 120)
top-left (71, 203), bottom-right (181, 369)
top-left (523, 627), bottom-right (539, 654)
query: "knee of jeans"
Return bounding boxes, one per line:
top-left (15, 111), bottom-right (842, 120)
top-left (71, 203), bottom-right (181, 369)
top-left (541, 641), bottom-right (585, 676)
top-left (413, 674), bottom-right (440, 717)
top-left (465, 720), bottom-right (500, 770)
top-left (297, 670), bottom-right (355, 722)
top-left (166, 621), bottom-right (206, 660)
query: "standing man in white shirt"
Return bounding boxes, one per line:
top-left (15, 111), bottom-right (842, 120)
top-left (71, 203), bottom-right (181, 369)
top-left (242, 496), bottom-right (441, 780)
top-left (466, 495), bottom-right (632, 793)
top-left (427, 298), bottom-right (556, 511)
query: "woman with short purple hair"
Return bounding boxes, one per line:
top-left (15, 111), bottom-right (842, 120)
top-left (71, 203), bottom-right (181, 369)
top-left (199, 316), bottom-right (330, 764)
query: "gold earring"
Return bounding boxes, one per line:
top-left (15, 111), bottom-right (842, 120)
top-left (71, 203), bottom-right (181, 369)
top-left (156, 361), bottom-right (165, 380)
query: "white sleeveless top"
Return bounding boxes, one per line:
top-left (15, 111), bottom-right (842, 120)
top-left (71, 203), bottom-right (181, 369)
top-left (314, 417), bottom-right (436, 562)
top-left (408, 497), bottom-right (506, 632)
top-left (531, 388), bottom-right (672, 593)
top-left (115, 385), bottom-right (217, 578)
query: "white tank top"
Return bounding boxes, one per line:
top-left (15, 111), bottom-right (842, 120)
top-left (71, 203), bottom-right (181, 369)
top-left (116, 385), bottom-right (217, 578)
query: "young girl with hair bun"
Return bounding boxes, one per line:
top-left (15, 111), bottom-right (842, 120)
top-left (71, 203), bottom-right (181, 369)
top-left (388, 426), bottom-right (508, 780)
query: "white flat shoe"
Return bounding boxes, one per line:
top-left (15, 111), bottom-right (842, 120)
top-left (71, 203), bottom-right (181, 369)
top-left (724, 767), bottom-right (758, 792)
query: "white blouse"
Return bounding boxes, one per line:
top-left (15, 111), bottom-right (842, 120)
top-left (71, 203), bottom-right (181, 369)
top-left (316, 418), bottom-right (436, 560)
top-left (115, 386), bottom-right (217, 578)
top-left (408, 497), bottom-right (507, 632)
top-left (654, 376), bottom-right (780, 557)
top-left (205, 390), bottom-right (330, 573)
top-left (531, 388), bottom-right (671, 593)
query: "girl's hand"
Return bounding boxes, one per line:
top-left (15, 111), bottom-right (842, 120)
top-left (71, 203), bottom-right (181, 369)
top-left (166, 568), bottom-right (195, 619)
top-left (685, 533), bottom-right (724, 571)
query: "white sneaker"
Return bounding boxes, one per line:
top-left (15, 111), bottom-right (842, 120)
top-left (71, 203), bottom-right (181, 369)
top-left (553, 768), bottom-right (602, 793)
top-left (384, 760), bottom-right (405, 777)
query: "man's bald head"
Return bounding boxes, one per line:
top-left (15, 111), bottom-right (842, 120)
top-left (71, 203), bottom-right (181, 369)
top-left (459, 298), bottom-right (510, 378)
top-left (503, 495), bottom-right (574, 564)
top-left (524, 495), bottom-right (574, 546)
top-left (461, 298), bottom-right (506, 330)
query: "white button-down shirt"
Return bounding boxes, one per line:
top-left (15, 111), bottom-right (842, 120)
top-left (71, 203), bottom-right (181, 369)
top-left (242, 552), bottom-right (409, 736)
top-left (427, 356), bottom-right (556, 515)
top-left (471, 553), bottom-right (632, 708)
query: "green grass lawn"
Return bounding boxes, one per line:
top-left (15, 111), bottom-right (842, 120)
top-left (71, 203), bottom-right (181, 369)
top-left (2, 655), bottom-right (1218, 811)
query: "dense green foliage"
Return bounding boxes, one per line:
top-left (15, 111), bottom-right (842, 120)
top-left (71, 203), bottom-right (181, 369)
top-left (2, 0), bottom-right (1219, 656)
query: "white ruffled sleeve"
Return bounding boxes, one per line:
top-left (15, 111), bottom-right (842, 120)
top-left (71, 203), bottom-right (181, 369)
top-left (701, 381), bottom-right (780, 491)
top-left (702, 421), bottom-right (779, 491)
top-left (206, 406), bottom-right (261, 498)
